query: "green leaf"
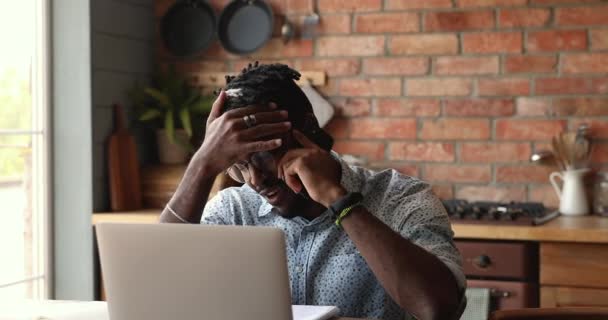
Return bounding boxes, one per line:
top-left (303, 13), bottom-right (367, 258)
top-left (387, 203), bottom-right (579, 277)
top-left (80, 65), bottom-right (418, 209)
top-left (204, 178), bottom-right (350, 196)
top-left (164, 110), bottom-right (175, 144)
top-left (138, 109), bottom-right (162, 121)
top-left (179, 108), bottom-right (192, 137)
top-left (144, 88), bottom-right (171, 108)
top-left (190, 96), bottom-right (214, 114)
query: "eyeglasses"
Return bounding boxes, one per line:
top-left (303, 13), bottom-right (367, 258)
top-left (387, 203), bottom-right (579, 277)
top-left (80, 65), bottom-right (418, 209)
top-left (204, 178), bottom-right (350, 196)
top-left (226, 151), bottom-right (277, 184)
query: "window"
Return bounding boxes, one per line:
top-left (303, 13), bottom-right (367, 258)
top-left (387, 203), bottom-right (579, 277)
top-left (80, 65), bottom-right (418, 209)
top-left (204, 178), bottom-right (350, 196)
top-left (0, 0), bottom-right (50, 299)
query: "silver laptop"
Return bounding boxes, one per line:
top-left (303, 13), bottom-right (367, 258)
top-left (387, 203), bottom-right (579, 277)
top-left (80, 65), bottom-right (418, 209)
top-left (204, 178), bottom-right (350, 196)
top-left (96, 223), bottom-right (293, 320)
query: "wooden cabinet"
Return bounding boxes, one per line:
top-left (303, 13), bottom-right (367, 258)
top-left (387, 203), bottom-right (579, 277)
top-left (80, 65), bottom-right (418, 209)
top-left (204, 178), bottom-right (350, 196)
top-left (541, 286), bottom-right (608, 307)
top-left (540, 242), bottom-right (608, 308)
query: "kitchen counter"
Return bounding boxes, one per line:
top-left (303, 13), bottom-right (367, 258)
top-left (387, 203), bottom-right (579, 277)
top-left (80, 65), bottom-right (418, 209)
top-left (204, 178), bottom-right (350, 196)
top-left (92, 210), bottom-right (608, 243)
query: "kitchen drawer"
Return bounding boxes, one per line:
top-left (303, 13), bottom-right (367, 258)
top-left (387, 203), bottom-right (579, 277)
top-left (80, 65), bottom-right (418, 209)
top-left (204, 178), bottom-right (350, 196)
top-left (540, 243), bottom-right (608, 288)
top-left (469, 280), bottom-right (539, 310)
top-left (541, 286), bottom-right (608, 308)
top-left (456, 240), bottom-right (537, 280)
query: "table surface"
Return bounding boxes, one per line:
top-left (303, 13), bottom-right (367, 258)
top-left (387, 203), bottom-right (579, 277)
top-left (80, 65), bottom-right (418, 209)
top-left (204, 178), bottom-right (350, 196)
top-left (93, 210), bottom-right (608, 243)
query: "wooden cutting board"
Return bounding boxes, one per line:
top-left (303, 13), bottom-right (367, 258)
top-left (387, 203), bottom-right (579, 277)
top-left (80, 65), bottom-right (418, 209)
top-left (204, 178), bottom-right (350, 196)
top-left (107, 104), bottom-right (142, 211)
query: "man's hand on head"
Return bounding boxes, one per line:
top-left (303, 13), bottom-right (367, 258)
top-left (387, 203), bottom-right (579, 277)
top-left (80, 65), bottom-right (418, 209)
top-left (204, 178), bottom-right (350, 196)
top-left (277, 130), bottom-right (346, 208)
top-left (194, 91), bottom-right (292, 176)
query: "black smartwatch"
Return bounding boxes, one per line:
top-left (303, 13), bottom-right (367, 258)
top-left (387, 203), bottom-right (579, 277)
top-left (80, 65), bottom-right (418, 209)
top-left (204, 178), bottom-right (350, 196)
top-left (329, 192), bottom-right (363, 218)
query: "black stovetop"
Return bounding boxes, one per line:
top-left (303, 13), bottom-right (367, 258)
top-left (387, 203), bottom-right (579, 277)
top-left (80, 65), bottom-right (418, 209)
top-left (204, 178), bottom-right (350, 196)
top-left (442, 200), bottom-right (560, 226)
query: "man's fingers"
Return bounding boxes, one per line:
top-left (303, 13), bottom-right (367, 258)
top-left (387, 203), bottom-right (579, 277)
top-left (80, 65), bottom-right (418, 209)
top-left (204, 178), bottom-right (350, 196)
top-left (244, 139), bottom-right (282, 154)
top-left (208, 90), bottom-right (225, 123)
top-left (243, 122), bottom-right (291, 139)
top-left (281, 161), bottom-right (303, 193)
top-left (293, 130), bottom-right (320, 150)
top-left (224, 102), bottom-right (277, 119)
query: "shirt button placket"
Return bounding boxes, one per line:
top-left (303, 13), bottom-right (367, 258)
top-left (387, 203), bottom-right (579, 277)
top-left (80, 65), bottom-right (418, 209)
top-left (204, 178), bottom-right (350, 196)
top-left (296, 229), bottom-right (312, 305)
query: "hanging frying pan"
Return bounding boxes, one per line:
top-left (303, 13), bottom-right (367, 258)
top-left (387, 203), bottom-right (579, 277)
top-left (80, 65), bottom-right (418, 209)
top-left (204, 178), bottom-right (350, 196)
top-left (160, 0), bottom-right (217, 57)
top-left (218, 0), bottom-right (274, 55)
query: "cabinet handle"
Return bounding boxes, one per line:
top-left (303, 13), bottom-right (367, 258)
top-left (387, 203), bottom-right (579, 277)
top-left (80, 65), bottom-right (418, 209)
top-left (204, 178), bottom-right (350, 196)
top-left (490, 289), bottom-right (511, 298)
top-left (473, 254), bottom-right (492, 268)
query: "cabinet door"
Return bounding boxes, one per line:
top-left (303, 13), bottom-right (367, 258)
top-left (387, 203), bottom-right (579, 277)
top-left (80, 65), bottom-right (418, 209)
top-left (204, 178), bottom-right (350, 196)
top-left (541, 286), bottom-right (608, 308)
top-left (540, 243), bottom-right (608, 288)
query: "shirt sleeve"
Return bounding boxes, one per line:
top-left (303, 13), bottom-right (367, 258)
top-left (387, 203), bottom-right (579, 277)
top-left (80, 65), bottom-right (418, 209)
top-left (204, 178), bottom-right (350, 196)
top-left (397, 187), bottom-right (467, 293)
top-left (200, 189), bottom-right (232, 225)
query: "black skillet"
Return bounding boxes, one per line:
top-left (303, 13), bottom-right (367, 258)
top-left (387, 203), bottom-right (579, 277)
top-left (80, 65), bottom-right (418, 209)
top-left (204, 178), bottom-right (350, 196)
top-left (218, 0), bottom-right (274, 55)
top-left (160, 0), bottom-right (217, 57)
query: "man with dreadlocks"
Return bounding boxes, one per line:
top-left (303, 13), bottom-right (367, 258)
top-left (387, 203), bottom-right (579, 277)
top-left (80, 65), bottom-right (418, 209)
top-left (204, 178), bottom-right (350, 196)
top-left (159, 63), bottom-right (466, 320)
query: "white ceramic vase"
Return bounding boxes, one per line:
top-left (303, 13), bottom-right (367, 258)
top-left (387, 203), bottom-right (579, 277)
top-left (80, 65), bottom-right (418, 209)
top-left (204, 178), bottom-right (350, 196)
top-left (550, 168), bottom-right (590, 216)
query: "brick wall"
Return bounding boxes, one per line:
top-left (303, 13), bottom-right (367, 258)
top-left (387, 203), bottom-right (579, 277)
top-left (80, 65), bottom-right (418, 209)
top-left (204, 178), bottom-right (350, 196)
top-left (155, 0), bottom-right (608, 207)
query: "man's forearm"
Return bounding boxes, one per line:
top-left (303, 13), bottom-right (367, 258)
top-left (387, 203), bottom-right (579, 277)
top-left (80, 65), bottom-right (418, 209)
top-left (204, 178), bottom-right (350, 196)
top-left (159, 153), bottom-right (219, 224)
top-left (341, 207), bottom-right (460, 320)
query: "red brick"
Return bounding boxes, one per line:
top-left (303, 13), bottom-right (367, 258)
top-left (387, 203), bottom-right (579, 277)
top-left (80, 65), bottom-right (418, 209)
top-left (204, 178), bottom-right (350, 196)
top-left (529, 185), bottom-right (559, 208)
top-left (528, 30), bottom-right (588, 52)
top-left (504, 55), bottom-right (557, 74)
top-left (591, 29), bottom-right (608, 50)
top-left (536, 77), bottom-right (592, 95)
top-left (458, 0), bottom-right (527, 7)
top-left (496, 119), bottom-right (566, 141)
top-left (593, 78), bottom-right (608, 94)
top-left (424, 165), bottom-right (492, 183)
top-left (556, 6), bottom-right (608, 26)
top-left (350, 118), bottom-right (417, 139)
top-left (332, 141), bottom-right (385, 161)
top-left (497, 165), bottom-right (555, 183)
top-left (432, 184), bottom-right (454, 200)
top-left (315, 14), bottom-right (351, 35)
top-left (478, 78), bottom-right (530, 96)
top-left (390, 34), bottom-right (459, 55)
top-left (375, 99), bottom-right (441, 117)
top-left (456, 186), bottom-right (527, 202)
top-left (339, 78), bottom-right (402, 97)
top-left (318, 0), bottom-right (382, 12)
top-left (200, 42), bottom-right (238, 60)
top-left (386, 0), bottom-right (452, 9)
top-left (563, 53), bottom-right (608, 74)
top-left (389, 142), bottom-right (455, 162)
top-left (253, 39), bottom-right (313, 58)
top-left (552, 98), bottom-right (608, 116)
top-left (329, 98), bottom-right (371, 117)
top-left (461, 143), bottom-right (531, 163)
top-left (532, 0), bottom-right (605, 4)
top-left (425, 11), bottom-right (495, 31)
top-left (286, 0), bottom-right (311, 13)
top-left (318, 36), bottom-right (385, 56)
top-left (444, 99), bottom-right (515, 116)
top-left (355, 13), bottom-right (419, 33)
top-left (435, 56), bottom-right (499, 75)
top-left (591, 143), bottom-right (608, 163)
top-left (407, 78), bottom-right (473, 96)
top-left (325, 118), bottom-right (349, 138)
top-left (516, 98), bottom-right (553, 116)
top-left (295, 58), bottom-right (360, 76)
top-left (463, 32), bottom-right (523, 54)
top-left (420, 119), bottom-right (491, 140)
top-left (499, 8), bottom-right (551, 28)
top-left (571, 119), bottom-right (608, 139)
top-left (363, 57), bottom-right (429, 76)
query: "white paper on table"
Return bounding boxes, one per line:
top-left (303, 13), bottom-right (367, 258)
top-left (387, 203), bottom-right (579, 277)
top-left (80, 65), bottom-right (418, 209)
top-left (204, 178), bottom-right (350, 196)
top-left (0, 300), bottom-right (109, 320)
top-left (292, 305), bottom-right (340, 320)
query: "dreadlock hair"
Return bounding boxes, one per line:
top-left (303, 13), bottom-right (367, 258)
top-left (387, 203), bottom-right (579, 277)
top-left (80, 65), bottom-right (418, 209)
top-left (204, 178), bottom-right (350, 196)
top-left (216, 62), bottom-right (334, 151)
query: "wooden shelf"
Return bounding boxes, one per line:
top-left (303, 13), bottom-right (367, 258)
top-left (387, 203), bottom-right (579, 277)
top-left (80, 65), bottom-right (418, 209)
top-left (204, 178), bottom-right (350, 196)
top-left (93, 211), bottom-right (608, 243)
top-left (452, 216), bottom-right (608, 244)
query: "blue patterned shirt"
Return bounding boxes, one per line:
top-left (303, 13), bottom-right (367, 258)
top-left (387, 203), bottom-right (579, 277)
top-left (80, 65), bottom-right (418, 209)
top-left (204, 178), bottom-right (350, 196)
top-left (202, 153), bottom-right (465, 320)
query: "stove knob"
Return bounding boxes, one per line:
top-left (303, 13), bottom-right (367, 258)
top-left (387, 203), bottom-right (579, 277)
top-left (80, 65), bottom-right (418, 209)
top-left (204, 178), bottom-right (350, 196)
top-left (473, 255), bottom-right (492, 269)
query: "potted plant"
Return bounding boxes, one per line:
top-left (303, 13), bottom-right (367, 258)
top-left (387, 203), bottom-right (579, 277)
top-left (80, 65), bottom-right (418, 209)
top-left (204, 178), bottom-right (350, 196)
top-left (129, 66), bottom-right (214, 164)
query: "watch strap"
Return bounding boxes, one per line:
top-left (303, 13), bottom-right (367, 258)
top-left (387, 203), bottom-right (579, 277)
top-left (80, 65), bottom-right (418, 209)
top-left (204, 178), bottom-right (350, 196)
top-left (329, 192), bottom-right (363, 218)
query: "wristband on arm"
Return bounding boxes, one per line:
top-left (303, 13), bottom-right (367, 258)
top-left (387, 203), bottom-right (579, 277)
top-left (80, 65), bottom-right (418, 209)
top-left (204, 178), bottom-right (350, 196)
top-left (329, 192), bottom-right (363, 228)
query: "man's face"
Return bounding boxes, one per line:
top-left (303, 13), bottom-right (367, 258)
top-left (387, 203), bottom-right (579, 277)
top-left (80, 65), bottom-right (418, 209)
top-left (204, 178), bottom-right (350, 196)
top-left (235, 130), bottom-right (307, 218)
